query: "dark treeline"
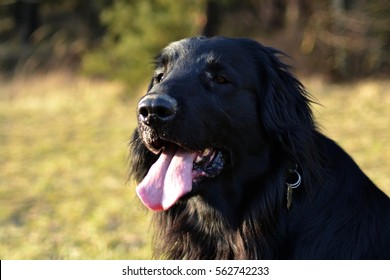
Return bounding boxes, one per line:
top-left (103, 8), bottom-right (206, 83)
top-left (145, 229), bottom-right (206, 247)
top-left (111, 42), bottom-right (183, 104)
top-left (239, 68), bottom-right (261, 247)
top-left (1, 0), bottom-right (389, 87)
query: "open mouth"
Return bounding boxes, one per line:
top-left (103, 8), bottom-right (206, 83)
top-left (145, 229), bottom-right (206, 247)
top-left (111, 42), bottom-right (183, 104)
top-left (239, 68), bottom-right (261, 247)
top-left (146, 137), bottom-right (225, 183)
top-left (136, 137), bottom-right (225, 211)
top-left (192, 148), bottom-right (225, 183)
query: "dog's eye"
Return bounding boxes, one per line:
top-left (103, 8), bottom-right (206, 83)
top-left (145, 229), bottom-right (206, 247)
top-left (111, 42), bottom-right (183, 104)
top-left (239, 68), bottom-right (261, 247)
top-left (155, 73), bottom-right (165, 83)
top-left (213, 76), bottom-right (228, 84)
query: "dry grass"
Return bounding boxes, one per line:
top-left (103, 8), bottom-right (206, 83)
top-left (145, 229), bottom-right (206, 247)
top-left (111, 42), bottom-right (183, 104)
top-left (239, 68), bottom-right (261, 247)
top-left (0, 73), bottom-right (389, 259)
top-left (0, 73), bottom-right (152, 259)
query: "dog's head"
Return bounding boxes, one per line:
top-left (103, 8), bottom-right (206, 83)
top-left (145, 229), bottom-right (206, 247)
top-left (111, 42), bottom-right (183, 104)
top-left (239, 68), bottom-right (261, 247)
top-left (130, 37), bottom-right (318, 211)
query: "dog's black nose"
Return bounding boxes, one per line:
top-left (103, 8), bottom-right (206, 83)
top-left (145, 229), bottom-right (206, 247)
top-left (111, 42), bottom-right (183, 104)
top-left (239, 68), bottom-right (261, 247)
top-left (137, 93), bottom-right (177, 126)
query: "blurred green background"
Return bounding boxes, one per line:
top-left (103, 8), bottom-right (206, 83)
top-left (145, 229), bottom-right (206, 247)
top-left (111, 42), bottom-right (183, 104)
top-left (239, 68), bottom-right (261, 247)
top-left (0, 0), bottom-right (389, 259)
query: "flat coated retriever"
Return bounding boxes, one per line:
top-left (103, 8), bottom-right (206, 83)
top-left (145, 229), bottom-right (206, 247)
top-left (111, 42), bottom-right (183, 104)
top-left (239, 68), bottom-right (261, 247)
top-left (129, 36), bottom-right (390, 259)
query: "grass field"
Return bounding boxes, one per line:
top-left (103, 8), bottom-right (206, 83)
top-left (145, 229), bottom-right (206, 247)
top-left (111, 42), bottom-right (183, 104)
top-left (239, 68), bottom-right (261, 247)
top-left (0, 73), bottom-right (389, 259)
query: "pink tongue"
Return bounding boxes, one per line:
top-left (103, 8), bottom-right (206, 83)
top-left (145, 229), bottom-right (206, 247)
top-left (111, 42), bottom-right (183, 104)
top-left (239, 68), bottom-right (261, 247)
top-left (136, 147), bottom-right (197, 211)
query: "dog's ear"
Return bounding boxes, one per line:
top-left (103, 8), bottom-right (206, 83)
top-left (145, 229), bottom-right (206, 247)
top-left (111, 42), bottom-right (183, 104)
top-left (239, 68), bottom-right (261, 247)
top-left (260, 47), bottom-right (316, 146)
top-left (253, 44), bottom-right (323, 183)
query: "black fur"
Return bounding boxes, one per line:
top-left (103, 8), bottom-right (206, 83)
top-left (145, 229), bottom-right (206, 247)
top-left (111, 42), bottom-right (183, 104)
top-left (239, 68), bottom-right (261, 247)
top-left (129, 37), bottom-right (390, 259)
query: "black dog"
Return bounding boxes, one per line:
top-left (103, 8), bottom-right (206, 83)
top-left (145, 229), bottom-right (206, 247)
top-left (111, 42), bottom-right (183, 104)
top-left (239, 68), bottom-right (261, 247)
top-left (129, 36), bottom-right (390, 259)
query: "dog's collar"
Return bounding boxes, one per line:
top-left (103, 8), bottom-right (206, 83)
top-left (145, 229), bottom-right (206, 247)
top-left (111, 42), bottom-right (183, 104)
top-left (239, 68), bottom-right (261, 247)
top-left (285, 166), bottom-right (302, 210)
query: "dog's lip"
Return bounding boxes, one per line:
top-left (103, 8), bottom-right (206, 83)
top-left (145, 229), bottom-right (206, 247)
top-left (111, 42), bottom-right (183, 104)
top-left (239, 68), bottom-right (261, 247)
top-left (146, 136), bottom-right (198, 155)
top-left (148, 138), bottom-right (165, 154)
top-left (147, 137), bottom-right (183, 155)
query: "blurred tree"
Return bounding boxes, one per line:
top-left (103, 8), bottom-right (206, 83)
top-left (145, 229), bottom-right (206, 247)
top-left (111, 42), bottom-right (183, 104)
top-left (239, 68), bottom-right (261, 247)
top-left (73, 0), bottom-right (112, 39)
top-left (1, 0), bottom-right (388, 81)
top-left (202, 0), bottom-right (289, 37)
top-left (301, 0), bottom-right (390, 79)
top-left (82, 0), bottom-right (204, 92)
top-left (203, 0), bottom-right (221, 37)
top-left (13, 0), bottom-right (41, 44)
top-left (0, 0), bottom-right (112, 73)
top-left (199, 0), bottom-right (389, 79)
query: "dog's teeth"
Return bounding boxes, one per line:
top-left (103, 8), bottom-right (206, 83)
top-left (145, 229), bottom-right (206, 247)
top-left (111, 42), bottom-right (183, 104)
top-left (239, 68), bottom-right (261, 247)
top-left (201, 148), bottom-right (213, 157)
top-left (195, 149), bottom-right (212, 164)
top-left (195, 155), bottom-right (203, 163)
